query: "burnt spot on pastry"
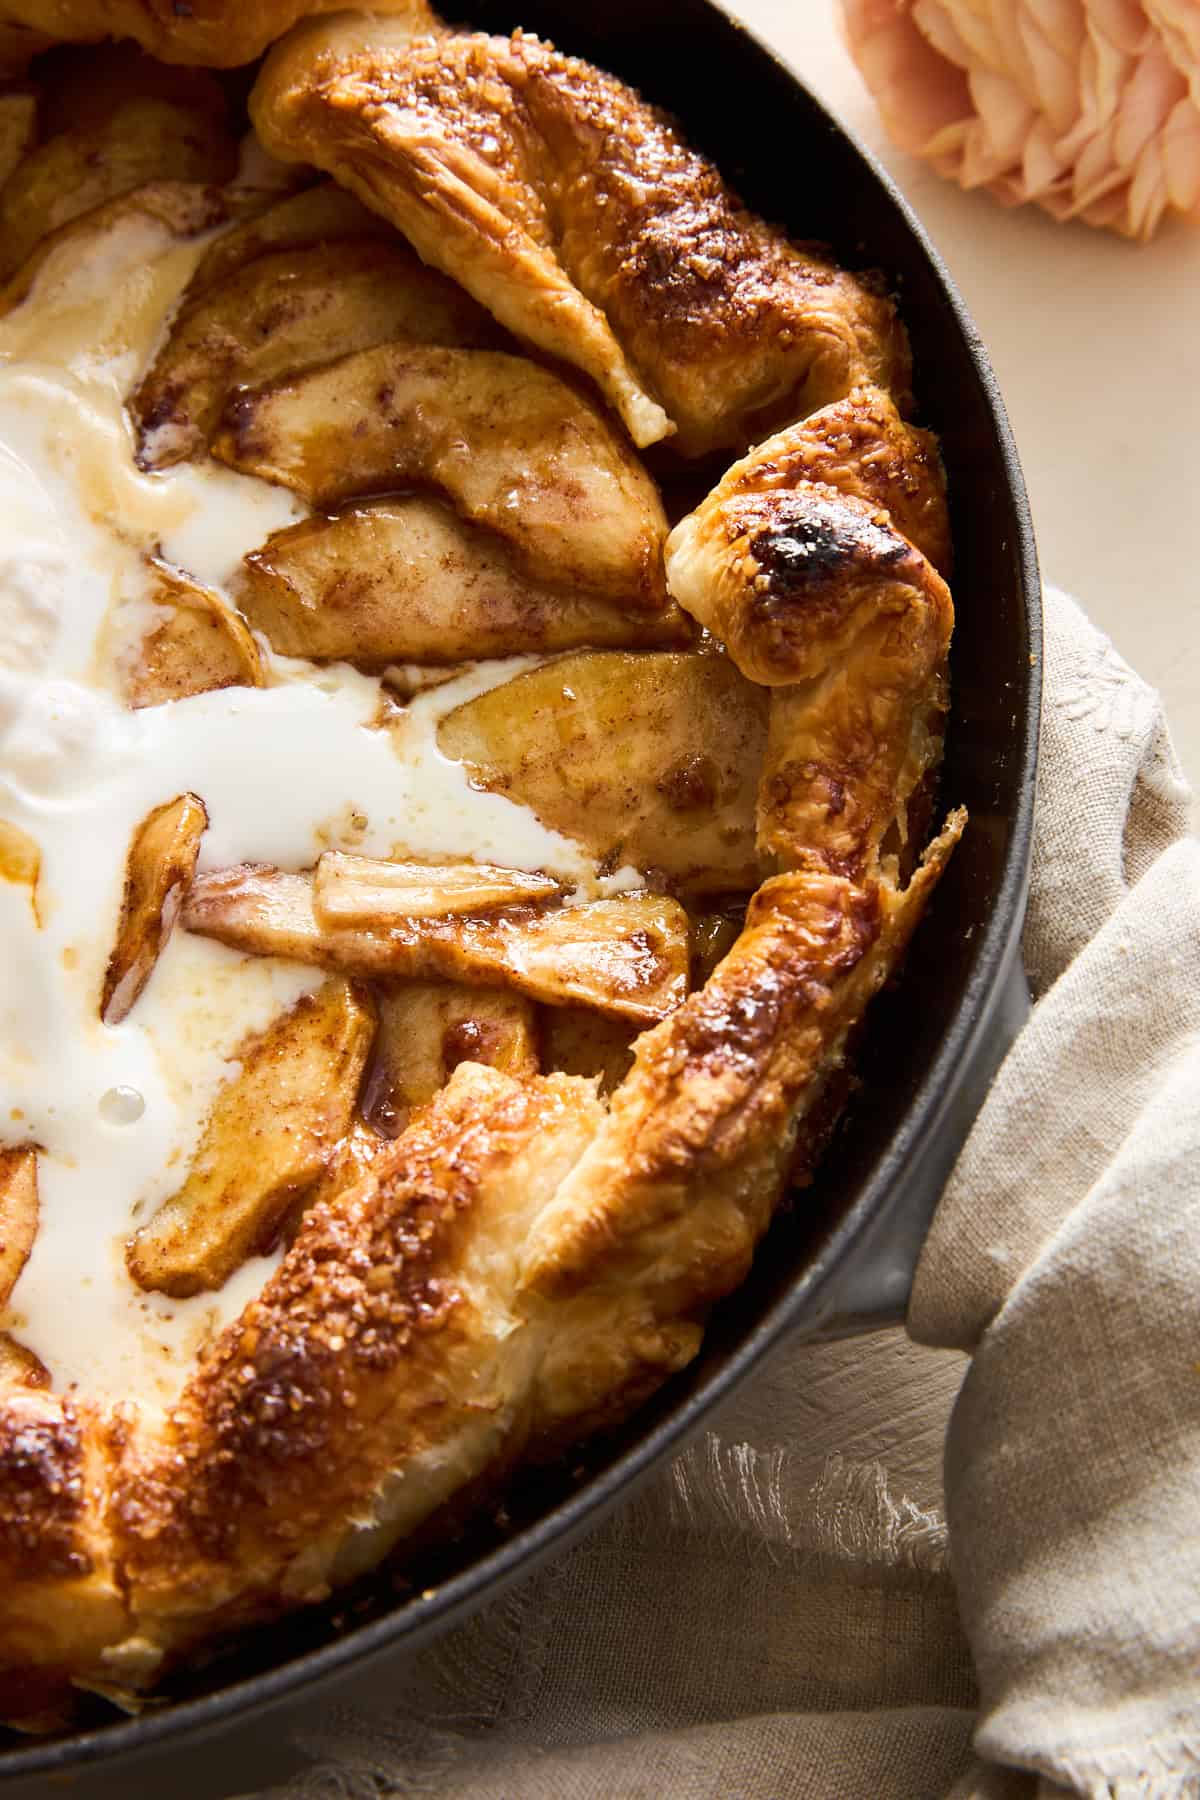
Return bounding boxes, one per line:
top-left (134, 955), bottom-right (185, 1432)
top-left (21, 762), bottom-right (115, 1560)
top-left (712, 387), bottom-right (946, 547)
top-left (687, 486), bottom-right (934, 690)
top-left (749, 490), bottom-right (909, 598)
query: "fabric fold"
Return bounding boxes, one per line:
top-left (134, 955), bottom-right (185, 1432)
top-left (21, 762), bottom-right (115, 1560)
top-left (912, 588), bottom-right (1200, 1796)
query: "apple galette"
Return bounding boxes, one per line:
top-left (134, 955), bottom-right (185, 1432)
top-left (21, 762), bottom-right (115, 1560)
top-left (0, 0), bottom-right (961, 1727)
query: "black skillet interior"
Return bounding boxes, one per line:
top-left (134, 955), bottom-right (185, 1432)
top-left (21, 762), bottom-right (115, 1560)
top-left (0, 3), bottom-right (1040, 1790)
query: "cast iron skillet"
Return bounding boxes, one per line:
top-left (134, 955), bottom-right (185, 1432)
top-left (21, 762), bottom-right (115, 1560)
top-left (0, 3), bottom-right (1041, 1791)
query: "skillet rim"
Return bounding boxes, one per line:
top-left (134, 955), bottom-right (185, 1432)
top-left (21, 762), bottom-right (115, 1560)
top-left (0, 3), bottom-right (1041, 1781)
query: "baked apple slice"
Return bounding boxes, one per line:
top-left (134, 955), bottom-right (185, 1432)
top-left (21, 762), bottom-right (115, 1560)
top-left (133, 238), bottom-right (496, 468)
top-left (101, 793), bottom-right (208, 1025)
top-left (0, 98), bottom-right (237, 279)
top-left (0, 1147), bottom-right (38, 1310)
top-left (0, 1147), bottom-right (43, 1395)
top-left (211, 345), bottom-right (668, 609)
top-left (183, 868), bottom-right (689, 1024)
top-left (0, 1336), bottom-right (49, 1390)
top-left (187, 181), bottom-right (391, 297)
top-left (124, 563), bottom-right (264, 710)
top-left (437, 650), bottom-right (768, 896)
top-left (314, 853), bottom-right (559, 922)
top-left (297, 1114), bottom-right (390, 1215)
top-left (127, 978), bottom-right (375, 1297)
top-left (363, 982), bottom-right (538, 1134)
top-left (0, 180), bottom-right (247, 319)
top-left (238, 499), bottom-right (691, 666)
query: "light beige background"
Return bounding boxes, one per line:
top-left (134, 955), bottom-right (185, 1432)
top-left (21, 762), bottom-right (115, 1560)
top-left (707, 0), bottom-right (1200, 1515)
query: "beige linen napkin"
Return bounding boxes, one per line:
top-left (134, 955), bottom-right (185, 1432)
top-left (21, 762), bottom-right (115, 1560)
top-left (911, 587), bottom-right (1200, 1799)
top-left (259, 586), bottom-right (1197, 1800)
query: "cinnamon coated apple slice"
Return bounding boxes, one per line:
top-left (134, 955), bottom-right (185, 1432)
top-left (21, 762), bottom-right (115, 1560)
top-left (437, 650), bottom-right (767, 897)
top-left (127, 978), bottom-right (375, 1297)
top-left (211, 345), bottom-right (668, 609)
top-left (124, 563), bottom-right (264, 710)
top-left (237, 499), bottom-right (691, 667)
top-left (363, 981), bottom-right (539, 1136)
top-left (184, 867), bottom-right (689, 1025)
top-left (0, 1147), bottom-right (38, 1310)
top-left (133, 238), bottom-right (495, 468)
top-left (187, 181), bottom-right (391, 297)
top-left (0, 98), bottom-right (236, 279)
top-left (314, 853), bottom-right (559, 923)
top-left (101, 793), bottom-right (208, 1025)
top-left (0, 180), bottom-right (251, 325)
top-left (297, 1114), bottom-right (390, 1216)
top-left (0, 1335), bottom-right (49, 1390)
top-left (0, 1148), bottom-right (44, 1393)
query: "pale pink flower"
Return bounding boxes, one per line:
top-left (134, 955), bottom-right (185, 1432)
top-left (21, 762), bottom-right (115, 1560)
top-left (840, 0), bottom-right (1200, 238)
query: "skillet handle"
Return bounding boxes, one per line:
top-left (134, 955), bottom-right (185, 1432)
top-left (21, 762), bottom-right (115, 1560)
top-left (809, 941), bottom-right (1031, 1338)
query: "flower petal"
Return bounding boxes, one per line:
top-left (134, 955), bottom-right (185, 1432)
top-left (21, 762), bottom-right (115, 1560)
top-left (1028, 0), bottom-right (1088, 61)
top-left (838, 0), bottom-right (1200, 238)
top-left (1085, 15), bottom-right (1136, 120)
top-left (1126, 133), bottom-right (1170, 235)
top-left (1087, 0), bottom-right (1155, 57)
top-left (987, 0), bottom-right (1044, 100)
top-left (1113, 40), bottom-right (1188, 164)
top-left (1017, 2), bottom-right (1086, 130)
top-left (841, 0), bottom-right (974, 153)
top-left (912, 0), bottom-right (978, 70)
top-left (964, 63), bottom-right (1038, 176)
top-left (1071, 118), bottom-right (1134, 203)
top-left (1161, 92), bottom-right (1200, 206)
top-left (1146, 0), bottom-right (1200, 105)
top-left (915, 0), bottom-right (1006, 74)
top-left (1022, 111), bottom-right (1073, 188)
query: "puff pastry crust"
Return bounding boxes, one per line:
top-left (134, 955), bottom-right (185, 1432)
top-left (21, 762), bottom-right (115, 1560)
top-left (0, 0), bottom-right (435, 68)
top-left (250, 21), bottom-right (911, 452)
top-left (0, 10), bottom-right (964, 1727)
